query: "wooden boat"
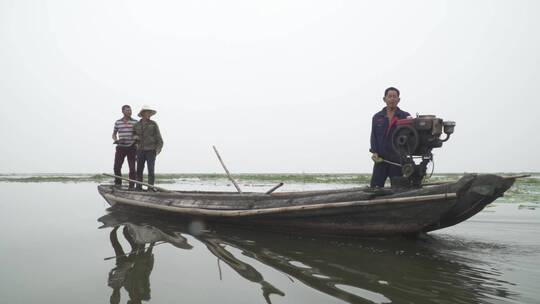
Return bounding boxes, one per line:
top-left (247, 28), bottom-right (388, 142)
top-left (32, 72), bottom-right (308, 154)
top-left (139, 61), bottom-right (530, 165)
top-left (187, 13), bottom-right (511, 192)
top-left (97, 173), bottom-right (519, 237)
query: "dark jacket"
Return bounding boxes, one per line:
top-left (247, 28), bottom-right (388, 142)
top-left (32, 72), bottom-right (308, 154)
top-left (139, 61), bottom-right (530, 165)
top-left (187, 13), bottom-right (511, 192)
top-left (370, 107), bottom-right (410, 161)
top-left (133, 119), bottom-right (163, 153)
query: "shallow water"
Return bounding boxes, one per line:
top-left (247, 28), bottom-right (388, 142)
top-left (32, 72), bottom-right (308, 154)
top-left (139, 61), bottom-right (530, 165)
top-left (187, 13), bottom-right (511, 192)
top-left (0, 178), bottom-right (539, 304)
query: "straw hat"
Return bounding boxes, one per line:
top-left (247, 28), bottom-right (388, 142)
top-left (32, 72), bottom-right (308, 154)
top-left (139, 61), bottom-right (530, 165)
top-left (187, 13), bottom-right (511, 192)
top-left (138, 105), bottom-right (157, 117)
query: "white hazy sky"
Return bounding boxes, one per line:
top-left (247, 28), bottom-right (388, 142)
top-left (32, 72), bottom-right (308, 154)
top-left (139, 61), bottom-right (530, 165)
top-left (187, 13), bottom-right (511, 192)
top-left (1, 0), bottom-right (539, 174)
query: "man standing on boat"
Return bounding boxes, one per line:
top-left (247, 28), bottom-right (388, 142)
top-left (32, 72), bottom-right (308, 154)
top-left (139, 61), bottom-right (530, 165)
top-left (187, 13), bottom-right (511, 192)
top-left (133, 105), bottom-right (163, 191)
top-left (112, 105), bottom-right (138, 189)
top-left (370, 87), bottom-right (410, 187)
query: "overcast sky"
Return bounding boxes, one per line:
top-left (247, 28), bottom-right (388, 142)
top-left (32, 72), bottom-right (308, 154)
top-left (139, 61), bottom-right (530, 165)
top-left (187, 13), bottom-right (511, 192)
top-left (1, 0), bottom-right (539, 174)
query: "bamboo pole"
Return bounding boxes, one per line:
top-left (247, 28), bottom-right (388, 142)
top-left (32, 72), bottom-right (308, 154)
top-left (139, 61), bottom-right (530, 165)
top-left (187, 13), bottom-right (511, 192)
top-left (102, 173), bottom-right (171, 192)
top-left (502, 174), bottom-right (531, 179)
top-left (102, 192), bottom-right (458, 217)
top-left (423, 174), bottom-right (530, 186)
top-left (266, 183), bottom-right (284, 194)
top-left (212, 146), bottom-right (242, 193)
top-left (421, 181), bottom-right (451, 186)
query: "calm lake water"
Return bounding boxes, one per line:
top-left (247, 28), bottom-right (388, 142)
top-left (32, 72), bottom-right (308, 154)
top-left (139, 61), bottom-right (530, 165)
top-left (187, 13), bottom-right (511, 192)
top-left (1, 177), bottom-right (539, 304)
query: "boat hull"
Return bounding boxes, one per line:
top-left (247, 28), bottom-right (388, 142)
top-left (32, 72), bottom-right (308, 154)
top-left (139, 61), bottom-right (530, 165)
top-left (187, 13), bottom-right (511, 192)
top-left (97, 174), bottom-right (516, 236)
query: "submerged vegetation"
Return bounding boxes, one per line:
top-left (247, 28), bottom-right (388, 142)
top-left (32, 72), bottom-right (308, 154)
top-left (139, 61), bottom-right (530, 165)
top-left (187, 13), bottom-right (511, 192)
top-left (1, 173), bottom-right (538, 205)
top-left (0, 172), bottom-right (537, 185)
top-left (0, 173), bottom-right (375, 184)
top-left (0, 174), bottom-right (110, 183)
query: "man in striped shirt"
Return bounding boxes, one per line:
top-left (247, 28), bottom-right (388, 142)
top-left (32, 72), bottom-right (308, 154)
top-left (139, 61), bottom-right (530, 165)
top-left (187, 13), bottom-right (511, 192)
top-left (112, 105), bottom-right (138, 189)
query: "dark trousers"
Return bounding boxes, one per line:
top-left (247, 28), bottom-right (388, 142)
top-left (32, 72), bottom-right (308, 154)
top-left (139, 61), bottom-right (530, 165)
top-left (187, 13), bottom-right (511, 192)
top-left (370, 162), bottom-right (402, 187)
top-left (114, 145), bottom-right (137, 188)
top-left (136, 150), bottom-right (156, 189)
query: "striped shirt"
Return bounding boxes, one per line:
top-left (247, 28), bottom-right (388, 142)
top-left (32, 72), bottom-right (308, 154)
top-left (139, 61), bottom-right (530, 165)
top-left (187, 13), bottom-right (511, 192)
top-left (113, 117), bottom-right (137, 147)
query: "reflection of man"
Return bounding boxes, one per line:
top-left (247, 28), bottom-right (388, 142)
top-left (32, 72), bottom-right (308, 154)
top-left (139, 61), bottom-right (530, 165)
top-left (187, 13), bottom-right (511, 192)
top-left (370, 87), bottom-right (410, 187)
top-left (108, 226), bottom-right (155, 304)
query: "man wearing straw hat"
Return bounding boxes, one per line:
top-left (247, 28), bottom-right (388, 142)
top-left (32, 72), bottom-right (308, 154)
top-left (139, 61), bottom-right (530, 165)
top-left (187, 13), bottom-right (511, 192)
top-left (133, 105), bottom-right (163, 191)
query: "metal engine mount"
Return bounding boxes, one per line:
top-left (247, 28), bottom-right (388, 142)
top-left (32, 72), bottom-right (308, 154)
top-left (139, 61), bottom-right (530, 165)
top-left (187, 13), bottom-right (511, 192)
top-left (391, 115), bottom-right (455, 187)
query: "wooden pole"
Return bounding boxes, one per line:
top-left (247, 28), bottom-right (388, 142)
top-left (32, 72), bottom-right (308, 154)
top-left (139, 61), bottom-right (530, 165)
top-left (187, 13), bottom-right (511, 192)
top-left (266, 182), bottom-right (284, 194)
top-left (502, 174), bottom-right (530, 179)
top-left (212, 146), bottom-right (242, 193)
top-left (102, 192), bottom-right (458, 217)
top-left (102, 173), bottom-right (171, 192)
top-left (423, 174), bottom-right (530, 186)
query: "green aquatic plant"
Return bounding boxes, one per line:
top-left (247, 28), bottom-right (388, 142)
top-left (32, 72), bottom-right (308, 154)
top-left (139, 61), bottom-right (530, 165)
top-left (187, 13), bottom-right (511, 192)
top-left (0, 173), bottom-right (371, 184)
top-left (2, 173), bottom-right (539, 206)
top-left (518, 204), bottom-right (538, 210)
top-left (1, 172), bottom-right (538, 192)
top-left (0, 174), bottom-right (109, 183)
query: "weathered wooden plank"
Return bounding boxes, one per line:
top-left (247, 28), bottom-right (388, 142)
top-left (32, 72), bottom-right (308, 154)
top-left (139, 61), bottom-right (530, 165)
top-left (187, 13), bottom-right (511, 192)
top-left (102, 192), bottom-right (457, 217)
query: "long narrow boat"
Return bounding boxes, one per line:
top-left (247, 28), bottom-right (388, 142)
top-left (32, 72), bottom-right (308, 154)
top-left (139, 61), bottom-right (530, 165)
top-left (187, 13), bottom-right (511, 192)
top-left (97, 174), bottom-right (518, 236)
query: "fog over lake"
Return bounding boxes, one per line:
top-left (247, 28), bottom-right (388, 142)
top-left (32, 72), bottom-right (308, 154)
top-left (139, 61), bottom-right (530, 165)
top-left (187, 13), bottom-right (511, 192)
top-left (1, 0), bottom-right (539, 174)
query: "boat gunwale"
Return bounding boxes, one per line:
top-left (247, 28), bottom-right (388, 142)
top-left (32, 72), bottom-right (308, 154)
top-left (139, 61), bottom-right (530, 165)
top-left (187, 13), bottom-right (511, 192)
top-left (97, 185), bottom-right (393, 198)
top-left (97, 174), bottom-right (526, 198)
top-left (101, 192), bottom-right (458, 217)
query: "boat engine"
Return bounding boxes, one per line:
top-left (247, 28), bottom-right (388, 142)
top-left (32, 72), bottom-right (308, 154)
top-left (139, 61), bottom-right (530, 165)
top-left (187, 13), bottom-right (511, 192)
top-left (391, 115), bottom-right (455, 187)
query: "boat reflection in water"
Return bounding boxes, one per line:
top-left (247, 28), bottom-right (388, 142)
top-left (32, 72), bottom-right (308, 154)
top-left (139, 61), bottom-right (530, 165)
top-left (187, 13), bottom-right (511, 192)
top-left (98, 208), bottom-right (517, 304)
